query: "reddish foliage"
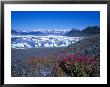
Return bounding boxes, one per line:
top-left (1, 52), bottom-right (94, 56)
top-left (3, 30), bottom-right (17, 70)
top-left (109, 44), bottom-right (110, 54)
top-left (62, 53), bottom-right (98, 65)
top-left (59, 53), bottom-right (99, 76)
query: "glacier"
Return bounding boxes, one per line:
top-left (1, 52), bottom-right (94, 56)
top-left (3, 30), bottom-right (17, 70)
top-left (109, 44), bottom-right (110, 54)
top-left (11, 35), bottom-right (84, 49)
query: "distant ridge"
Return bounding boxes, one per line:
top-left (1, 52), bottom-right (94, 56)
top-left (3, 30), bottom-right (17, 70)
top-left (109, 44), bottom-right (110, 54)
top-left (11, 29), bottom-right (44, 35)
top-left (81, 26), bottom-right (100, 36)
top-left (65, 26), bottom-right (100, 37)
top-left (11, 29), bottom-right (69, 36)
top-left (12, 26), bottom-right (100, 36)
top-left (65, 28), bottom-right (81, 37)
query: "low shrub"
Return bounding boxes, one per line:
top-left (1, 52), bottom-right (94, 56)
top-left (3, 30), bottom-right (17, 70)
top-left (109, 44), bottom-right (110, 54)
top-left (26, 55), bottom-right (65, 76)
top-left (59, 53), bottom-right (99, 77)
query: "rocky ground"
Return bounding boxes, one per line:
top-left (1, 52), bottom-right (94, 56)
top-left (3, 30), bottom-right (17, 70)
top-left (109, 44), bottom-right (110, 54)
top-left (11, 34), bottom-right (100, 77)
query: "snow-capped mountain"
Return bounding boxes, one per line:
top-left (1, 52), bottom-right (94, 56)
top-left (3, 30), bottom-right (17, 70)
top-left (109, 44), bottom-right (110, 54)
top-left (11, 29), bottom-right (84, 49)
top-left (11, 29), bottom-right (70, 36)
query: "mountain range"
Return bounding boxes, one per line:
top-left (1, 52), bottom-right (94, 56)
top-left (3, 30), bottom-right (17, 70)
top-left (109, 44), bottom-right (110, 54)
top-left (11, 29), bottom-right (69, 36)
top-left (12, 26), bottom-right (100, 36)
top-left (65, 26), bottom-right (100, 37)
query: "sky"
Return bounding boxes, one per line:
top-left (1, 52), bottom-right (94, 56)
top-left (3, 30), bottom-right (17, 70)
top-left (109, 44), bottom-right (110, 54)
top-left (11, 11), bottom-right (100, 31)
